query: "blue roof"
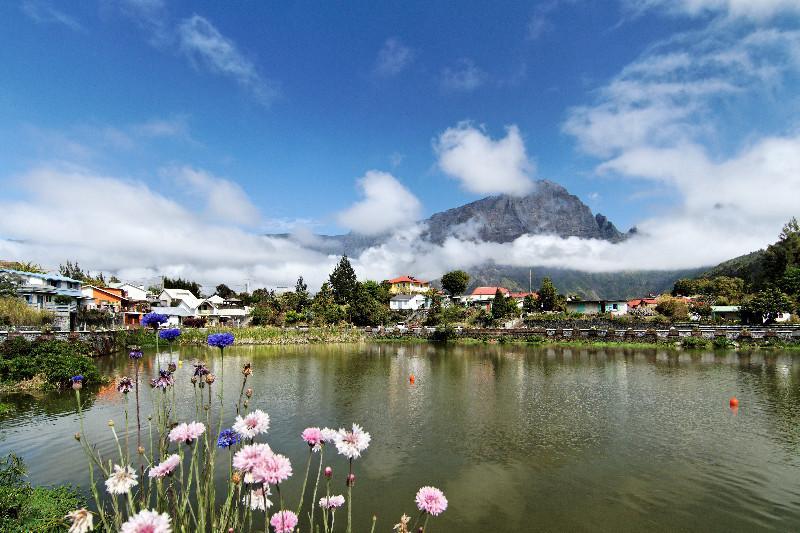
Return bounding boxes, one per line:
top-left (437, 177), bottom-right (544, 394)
top-left (0, 268), bottom-right (82, 284)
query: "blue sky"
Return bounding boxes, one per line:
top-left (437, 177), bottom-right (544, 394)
top-left (1, 0), bottom-right (799, 288)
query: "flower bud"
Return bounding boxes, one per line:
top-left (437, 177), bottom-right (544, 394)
top-left (138, 446), bottom-right (145, 455)
top-left (346, 473), bottom-right (356, 487)
top-left (204, 405), bottom-right (210, 411)
top-left (243, 400), bottom-right (249, 408)
top-left (72, 381), bottom-right (82, 390)
top-left (242, 363), bottom-right (252, 376)
top-left (168, 362), bottom-right (177, 373)
top-left (107, 420), bottom-right (114, 427)
top-left (245, 387), bottom-right (253, 398)
top-left (74, 432), bottom-right (81, 441)
top-left (232, 472), bottom-right (241, 485)
top-left (205, 374), bottom-right (216, 384)
top-left (191, 376), bottom-right (198, 384)
top-left (147, 415), bottom-right (152, 421)
top-left (324, 466), bottom-right (333, 478)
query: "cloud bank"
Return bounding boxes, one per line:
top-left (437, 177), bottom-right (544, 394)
top-left (336, 171), bottom-right (422, 236)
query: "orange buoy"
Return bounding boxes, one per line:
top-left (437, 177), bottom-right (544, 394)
top-left (409, 374), bottom-right (415, 384)
top-left (729, 397), bottom-right (739, 408)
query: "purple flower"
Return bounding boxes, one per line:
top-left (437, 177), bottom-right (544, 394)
top-left (193, 363), bottom-right (210, 377)
top-left (117, 376), bottom-right (133, 394)
top-left (217, 429), bottom-right (241, 448)
top-left (207, 332), bottom-right (235, 349)
top-left (158, 328), bottom-right (181, 342)
top-left (150, 369), bottom-right (174, 389)
top-left (128, 347), bottom-right (143, 360)
top-left (141, 313), bottom-right (168, 329)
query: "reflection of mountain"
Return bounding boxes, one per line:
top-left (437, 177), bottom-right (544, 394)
top-left (275, 179), bottom-right (700, 298)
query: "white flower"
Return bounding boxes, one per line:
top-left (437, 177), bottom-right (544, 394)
top-left (319, 494), bottom-right (346, 509)
top-left (321, 427), bottom-right (338, 443)
top-left (120, 509), bottom-right (171, 533)
top-left (247, 486), bottom-right (273, 511)
top-left (335, 423), bottom-right (371, 460)
top-left (65, 508), bottom-right (93, 533)
top-left (105, 464), bottom-right (138, 495)
top-left (233, 409), bottom-right (270, 439)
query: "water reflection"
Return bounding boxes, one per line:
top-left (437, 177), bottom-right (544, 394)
top-left (2, 343), bottom-right (800, 531)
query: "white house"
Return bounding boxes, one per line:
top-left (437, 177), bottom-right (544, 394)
top-left (109, 282), bottom-right (150, 302)
top-left (566, 299), bottom-right (628, 316)
top-left (159, 288), bottom-right (202, 309)
top-left (0, 268), bottom-right (89, 330)
top-left (390, 294), bottom-right (428, 311)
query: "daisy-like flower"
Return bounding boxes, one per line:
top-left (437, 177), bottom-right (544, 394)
top-left (232, 409), bottom-right (270, 439)
top-left (301, 427), bottom-right (324, 451)
top-left (415, 486), bottom-right (448, 516)
top-left (65, 508), bottom-right (93, 533)
top-left (105, 464), bottom-right (138, 495)
top-left (321, 427), bottom-right (338, 443)
top-left (148, 454), bottom-right (181, 479)
top-left (168, 422), bottom-right (206, 444)
top-left (246, 486), bottom-right (273, 511)
top-left (319, 495), bottom-right (346, 509)
top-left (270, 510), bottom-right (298, 533)
top-left (120, 509), bottom-right (172, 533)
top-left (116, 376), bottom-right (133, 394)
top-left (232, 443), bottom-right (272, 473)
top-left (251, 452), bottom-right (292, 485)
top-left (335, 423), bottom-right (371, 460)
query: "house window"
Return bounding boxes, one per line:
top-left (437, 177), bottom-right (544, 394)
top-left (612, 304), bottom-right (618, 310)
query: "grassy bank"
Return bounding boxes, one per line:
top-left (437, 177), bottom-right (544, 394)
top-left (119, 326), bottom-right (365, 348)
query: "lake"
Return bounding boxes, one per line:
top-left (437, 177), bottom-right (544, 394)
top-left (2, 343), bottom-right (800, 532)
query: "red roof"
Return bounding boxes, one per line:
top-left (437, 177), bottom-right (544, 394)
top-left (510, 292), bottom-right (537, 299)
top-left (628, 298), bottom-right (658, 307)
top-left (388, 275), bottom-right (428, 284)
top-left (471, 286), bottom-right (510, 296)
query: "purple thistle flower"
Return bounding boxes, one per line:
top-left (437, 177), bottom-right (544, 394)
top-left (159, 328), bottom-right (181, 342)
top-left (141, 312), bottom-right (168, 329)
top-left (193, 363), bottom-right (210, 377)
top-left (117, 376), bottom-right (133, 394)
top-left (71, 375), bottom-right (84, 382)
top-left (207, 332), bottom-right (235, 349)
top-left (129, 349), bottom-right (143, 359)
top-left (150, 369), bottom-right (174, 389)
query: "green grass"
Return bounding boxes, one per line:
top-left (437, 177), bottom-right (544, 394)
top-left (0, 402), bottom-right (14, 416)
top-left (120, 326), bottom-right (365, 347)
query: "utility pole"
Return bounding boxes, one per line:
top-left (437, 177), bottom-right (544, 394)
top-left (529, 268), bottom-right (532, 293)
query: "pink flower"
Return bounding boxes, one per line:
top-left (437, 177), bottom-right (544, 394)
top-left (251, 452), bottom-right (292, 485)
top-left (415, 486), bottom-right (448, 516)
top-left (321, 427), bottom-right (338, 443)
top-left (301, 427), bottom-right (324, 451)
top-left (149, 454), bottom-right (181, 479)
top-left (233, 443), bottom-right (272, 473)
top-left (270, 510), bottom-right (298, 533)
top-left (233, 409), bottom-right (270, 439)
top-left (247, 486), bottom-right (272, 511)
top-left (319, 495), bottom-right (345, 509)
top-left (120, 509), bottom-right (172, 533)
top-left (168, 422), bottom-right (206, 444)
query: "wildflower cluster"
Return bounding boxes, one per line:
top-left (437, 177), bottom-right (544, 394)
top-left (67, 330), bottom-right (448, 533)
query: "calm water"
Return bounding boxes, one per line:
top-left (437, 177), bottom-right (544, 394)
top-left (2, 343), bottom-right (800, 532)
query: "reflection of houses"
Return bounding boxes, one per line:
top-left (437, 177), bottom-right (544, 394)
top-left (566, 299), bottom-right (628, 316)
top-left (0, 268), bottom-right (87, 330)
top-left (390, 294), bottom-right (428, 311)
top-left (387, 276), bottom-right (430, 295)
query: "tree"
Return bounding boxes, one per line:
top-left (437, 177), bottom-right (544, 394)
top-left (491, 289), bottom-right (513, 319)
top-left (0, 261), bottom-right (45, 273)
top-left (425, 289), bottom-right (443, 326)
top-left (347, 282), bottom-right (386, 327)
top-left (762, 218), bottom-right (800, 286)
top-left (0, 272), bottom-right (22, 298)
top-left (294, 276), bottom-right (310, 311)
top-left (109, 275), bottom-right (121, 284)
top-left (215, 283), bottom-right (236, 299)
top-left (655, 295), bottom-right (689, 320)
top-left (742, 287), bottom-right (794, 324)
top-left (780, 266), bottom-right (800, 296)
top-left (361, 280), bottom-right (391, 306)
top-left (522, 294), bottom-right (538, 314)
top-left (329, 256), bottom-right (357, 305)
top-left (311, 282), bottom-right (345, 325)
top-left (59, 261), bottom-right (85, 280)
top-left (538, 277), bottom-right (558, 311)
top-left (441, 270), bottom-right (470, 297)
top-left (163, 276), bottom-right (202, 297)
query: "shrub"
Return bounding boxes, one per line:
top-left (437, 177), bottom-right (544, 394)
top-left (0, 297), bottom-right (54, 328)
top-left (429, 324), bottom-right (457, 342)
top-left (523, 335), bottom-right (545, 344)
top-left (713, 336), bottom-right (735, 349)
top-left (681, 336), bottom-right (710, 349)
top-left (0, 337), bottom-right (101, 388)
top-left (0, 454), bottom-right (83, 533)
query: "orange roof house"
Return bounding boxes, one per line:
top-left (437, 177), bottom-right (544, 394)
top-left (387, 275), bottom-right (430, 295)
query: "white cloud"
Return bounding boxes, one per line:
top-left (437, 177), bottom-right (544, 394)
top-left (133, 116), bottom-right (191, 139)
top-left (624, 0), bottom-right (800, 21)
top-left (374, 38), bottom-right (414, 77)
top-left (0, 166), bottom-right (332, 291)
top-left (21, 0), bottom-right (83, 31)
top-left (336, 171), bottom-right (422, 235)
top-left (440, 59), bottom-right (487, 92)
top-left (434, 122), bottom-right (535, 196)
top-left (165, 165), bottom-right (261, 226)
top-left (177, 15), bottom-right (276, 105)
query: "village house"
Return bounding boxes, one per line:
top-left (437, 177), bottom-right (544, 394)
top-left (627, 298), bottom-right (658, 310)
top-left (566, 299), bottom-right (628, 316)
top-left (1, 268), bottom-right (87, 330)
top-left (108, 282), bottom-right (151, 303)
top-left (387, 275), bottom-right (430, 295)
top-left (389, 293), bottom-right (428, 311)
top-left (197, 295), bottom-right (248, 326)
top-left (711, 305), bottom-right (741, 322)
top-left (461, 286), bottom-right (510, 310)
